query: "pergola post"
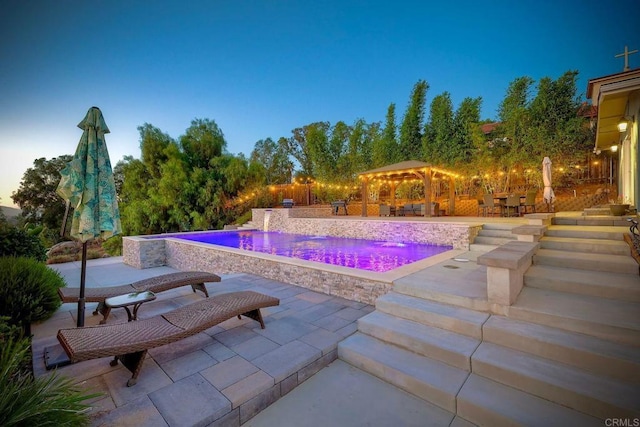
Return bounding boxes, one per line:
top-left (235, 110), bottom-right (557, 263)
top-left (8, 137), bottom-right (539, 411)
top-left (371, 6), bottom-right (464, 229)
top-left (390, 181), bottom-right (397, 207)
top-left (361, 177), bottom-right (368, 217)
top-left (448, 176), bottom-right (456, 215)
top-left (423, 168), bottom-right (432, 217)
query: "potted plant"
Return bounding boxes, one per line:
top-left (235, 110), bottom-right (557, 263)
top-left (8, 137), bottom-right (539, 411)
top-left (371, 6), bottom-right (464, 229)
top-left (609, 196), bottom-right (630, 216)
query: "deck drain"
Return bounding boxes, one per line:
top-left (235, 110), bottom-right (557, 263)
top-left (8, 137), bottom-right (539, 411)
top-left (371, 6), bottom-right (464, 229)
top-left (443, 265), bottom-right (459, 269)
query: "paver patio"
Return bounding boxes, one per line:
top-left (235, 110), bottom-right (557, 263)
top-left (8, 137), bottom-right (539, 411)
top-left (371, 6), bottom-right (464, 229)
top-left (31, 258), bottom-right (374, 426)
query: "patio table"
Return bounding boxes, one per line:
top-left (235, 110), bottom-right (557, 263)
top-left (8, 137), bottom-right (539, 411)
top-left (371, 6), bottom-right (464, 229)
top-left (101, 291), bottom-right (156, 324)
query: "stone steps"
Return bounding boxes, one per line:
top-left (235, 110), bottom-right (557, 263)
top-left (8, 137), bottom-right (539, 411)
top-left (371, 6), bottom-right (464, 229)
top-left (339, 218), bottom-right (640, 422)
top-left (237, 221), bottom-right (259, 230)
top-left (480, 222), bottom-right (518, 231)
top-left (525, 264), bottom-right (640, 301)
top-left (554, 215), bottom-right (635, 227)
top-left (472, 235), bottom-right (515, 246)
top-left (375, 292), bottom-right (489, 339)
top-left (468, 242), bottom-right (500, 252)
top-left (540, 235), bottom-right (630, 255)
top-left (473, 223), bottom-right (518, 247)
top-left (472, 342), bottom-right (640, 419)
top-left (476, 229), bottom-right (515, 238)
top-left (544, 225), bottom-right (628, 240)
top-left (483, 316), bottom-right (640, 381)
top-left (533, 248), bottom-right (638, 274)
top-left (357, 311), bottom-right (480, 371)
top-left (337, 333), bottom-right (469, 413)
top-left (392, 260), bottom-right (489, 312)
top-left (457, 374), bottom-right (603, 426)
top-left (508, 287), bottom-right (640, 346)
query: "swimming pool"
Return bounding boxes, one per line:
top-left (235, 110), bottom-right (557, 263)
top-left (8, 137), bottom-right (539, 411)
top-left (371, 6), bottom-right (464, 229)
top-left (148, 230), bottom-right (453, 273)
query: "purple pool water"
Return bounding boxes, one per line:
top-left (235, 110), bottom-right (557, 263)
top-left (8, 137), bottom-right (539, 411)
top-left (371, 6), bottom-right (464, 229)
top-left (154, 230), bottom-right (452, 273)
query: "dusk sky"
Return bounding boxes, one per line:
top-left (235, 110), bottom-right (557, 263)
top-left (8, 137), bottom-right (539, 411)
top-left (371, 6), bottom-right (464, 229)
top-left (1, 0), bottom-right (638, 207)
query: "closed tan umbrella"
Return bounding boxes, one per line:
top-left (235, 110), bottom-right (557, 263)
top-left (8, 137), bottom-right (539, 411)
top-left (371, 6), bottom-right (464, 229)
top-left (542, 157), bottom-right (555, 212)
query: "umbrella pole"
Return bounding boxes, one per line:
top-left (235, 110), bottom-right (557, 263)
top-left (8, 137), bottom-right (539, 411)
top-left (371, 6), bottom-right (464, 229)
top-left (60, 201), bottom-right (70, 238)
top-left (77, 241), bottom-right (88, 327)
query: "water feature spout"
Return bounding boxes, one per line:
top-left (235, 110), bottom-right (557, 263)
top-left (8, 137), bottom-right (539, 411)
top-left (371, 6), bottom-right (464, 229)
top-left (263, 209), bottom-right (272, 231)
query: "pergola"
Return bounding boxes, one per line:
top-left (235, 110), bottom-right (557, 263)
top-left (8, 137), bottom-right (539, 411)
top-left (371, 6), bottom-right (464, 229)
top-left (357, 160), bottom-right (459, 217)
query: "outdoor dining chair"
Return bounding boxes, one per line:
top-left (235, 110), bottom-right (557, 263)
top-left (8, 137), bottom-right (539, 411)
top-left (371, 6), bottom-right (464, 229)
top-left (483, 194), bottom-right (501, 217)
top-left (504, 195), bottom-right (521, 217)
top-left (520, 190), bottom-right (537, 214)
top-left (477, 197), bottom-right (486, 216)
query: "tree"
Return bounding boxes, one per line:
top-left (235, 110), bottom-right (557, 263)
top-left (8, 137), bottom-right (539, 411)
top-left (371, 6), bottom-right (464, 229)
top-left (451, 96), bottom-right (482, 166)
top-left (287, 122), bottom-right (330, 177)
top-left (344, 118), bottom-right (371, 175)
top-left (321, 121), bottom-right (349, 181)
top-left (0, 198), bottom-right (6, 228)
top-left (528, 71), bottom-right (590, 160)
top-left (399, 80), bottom-right (429, 160)
top-left (372, 103), bottom-right (398, 167)
top-left (423, 92), bottom-right (454, 164)
top-left (180, 118), bottom-right (226, 169)
top-left (118, 119), bottom-right (262, 234)
top-left (250, 137), bottom-right (293, 184)
top-left (11, 156), bottom-right (72, 231)
top-left (138, 123), bottom-right (175, 179)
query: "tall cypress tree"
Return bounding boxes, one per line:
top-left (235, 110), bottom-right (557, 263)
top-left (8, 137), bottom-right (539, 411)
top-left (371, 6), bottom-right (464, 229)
top-left (399, 80), bottom-right (429, 161)
top-left (423, 92), bottom-right (454, 164)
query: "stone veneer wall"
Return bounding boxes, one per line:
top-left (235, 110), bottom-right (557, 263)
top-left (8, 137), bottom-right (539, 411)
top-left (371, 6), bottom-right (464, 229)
top-left (163, 240), bottom-right (392, 305)
top-left (123, 237), bottom-right (166, 269)
top-left (124, 210), bottom-right (479, 304)
top-left (253, 208), bottom-right (475, 250)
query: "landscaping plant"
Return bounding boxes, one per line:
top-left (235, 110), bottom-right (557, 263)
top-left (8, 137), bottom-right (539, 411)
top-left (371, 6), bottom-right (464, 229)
top-left (0, 228), bottom-right (47, 261)
top-left (0, 257), bottom-right (65, 335)
top-left (0, 322), bottom-right (98, 426)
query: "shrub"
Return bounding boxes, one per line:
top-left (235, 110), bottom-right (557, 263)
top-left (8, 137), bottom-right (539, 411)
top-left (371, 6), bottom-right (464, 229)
top-left (0, 334), bottom-right (98, 426)
top-left (234, 210), bottom-right (252, 226)
top-left (0, 257), bottom-right (65, 333)
top-left (0, 227), bottom-right (47, 261)
top-left (102, 235), bottom-right (122, 256)
top-left (39, 226), bottom-right (64, 249)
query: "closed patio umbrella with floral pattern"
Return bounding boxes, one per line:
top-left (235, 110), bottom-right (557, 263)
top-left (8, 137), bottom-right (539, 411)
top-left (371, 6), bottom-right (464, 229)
top-left (57, 106), bottom-right (121, 327)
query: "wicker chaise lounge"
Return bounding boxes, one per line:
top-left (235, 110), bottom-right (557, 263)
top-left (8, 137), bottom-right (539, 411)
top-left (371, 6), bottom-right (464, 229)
top-left (56, 290), bottom-right (279, 386)
top-left (58, 271), bottom-right (221, 323)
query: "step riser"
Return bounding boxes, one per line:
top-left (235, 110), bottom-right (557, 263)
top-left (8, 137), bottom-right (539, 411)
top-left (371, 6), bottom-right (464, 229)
top-left (338, 335), bottom-right (466, 413)
top-left (545, 229), bottom-right (624, 240)
top-left (524, 275), bottom-right (640, 302)
top-left (338, 347), bottom-right (456, 412)
top-left (357, 314), bottom-right (476, 371)
top-left (553, 218), bottom-right (634, 227)
top-left (469, 243), bottom-right (500, 253)
top-left (483, 320), bottom-right (640, 382)
top-left (375, 299), bottom-right (484, 339)
top-left (457, 375), bottom-right (603, 427)
top-left (473, 236), bottom-right (515, 245)
top-left (478, 230), bottom-right (516, 238)
top-left (533, 254), bottom-right (638, 274)
top-left (472, 344), bottom-right (639, 420)
top-left (482, 224), bottom-right (518, 231)
top-left (507, 306), bottom-right (640, 347)
top-left (393, 282), bottom-right (490, 312)
top-left (540, 240), bottom-right (630, 256)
